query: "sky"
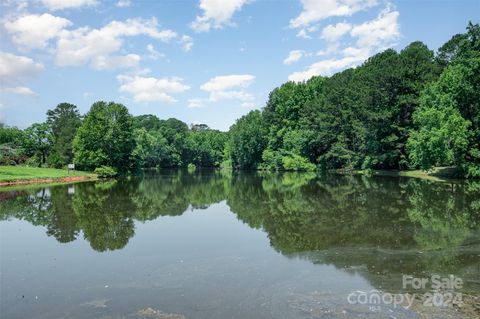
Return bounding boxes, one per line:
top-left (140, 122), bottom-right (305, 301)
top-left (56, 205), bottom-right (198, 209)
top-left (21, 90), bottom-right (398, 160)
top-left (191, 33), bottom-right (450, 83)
top-left (0, 0), bottom-right (478, 131)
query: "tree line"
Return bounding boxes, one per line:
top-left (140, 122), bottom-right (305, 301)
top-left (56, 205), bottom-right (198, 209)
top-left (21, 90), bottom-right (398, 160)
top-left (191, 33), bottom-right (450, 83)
top-left (0, 23), bottom-right (478, 177)
top-left (0, 102), bottom-right (228, 174)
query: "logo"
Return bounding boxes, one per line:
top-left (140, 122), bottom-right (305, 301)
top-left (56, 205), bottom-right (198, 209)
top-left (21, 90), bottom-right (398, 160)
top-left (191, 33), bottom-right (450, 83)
top-left (346, 274), bottom-right (463, 311)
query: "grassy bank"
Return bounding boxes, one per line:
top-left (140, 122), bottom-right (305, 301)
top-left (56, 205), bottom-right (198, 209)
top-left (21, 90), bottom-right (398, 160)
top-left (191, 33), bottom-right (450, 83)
top-left (346, 167), bottom-right (461, 182)
top-left (0, 166), bottom-right (97, 186)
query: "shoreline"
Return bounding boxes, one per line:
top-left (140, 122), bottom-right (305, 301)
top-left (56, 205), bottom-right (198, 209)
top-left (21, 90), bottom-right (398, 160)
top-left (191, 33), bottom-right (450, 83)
top-left (334, 167), bottom-right (466, 182)
top-left (0, 175), bottom-right (97, 188)
top-left (0, 166), bottom-right (98, 188)
top-left (0, 166), bottom-right (472, 189)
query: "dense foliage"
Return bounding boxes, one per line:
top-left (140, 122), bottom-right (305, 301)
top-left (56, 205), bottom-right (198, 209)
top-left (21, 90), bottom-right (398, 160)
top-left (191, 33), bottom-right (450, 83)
top-left (229, 110), bottom-right (267, 169)
top-left (251, 42), bottom-right (442, 171)
top-left (94, 165), bottom-right (118, 178)
top-left (73, 101), bottom-right (135, 171)
top-left (408, 23), bottom-right (480, 177)
top-left (227, 22), bottom-right (479, 177)
top-left (0, 23), bottom-right (478, 177)
top-left (0, 123), bottom-right (26, 165)
top-left (131, 115), bottom-right (228, 169)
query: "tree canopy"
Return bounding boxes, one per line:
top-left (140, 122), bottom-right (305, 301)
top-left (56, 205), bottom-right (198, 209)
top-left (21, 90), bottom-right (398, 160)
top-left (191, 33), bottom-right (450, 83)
top-left (73, 101), bottom-right (135, 171)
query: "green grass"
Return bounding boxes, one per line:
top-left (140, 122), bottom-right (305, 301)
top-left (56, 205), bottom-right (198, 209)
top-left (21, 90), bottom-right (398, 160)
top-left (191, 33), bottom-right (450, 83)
top-left (0, 166), bottom-right (96, 182)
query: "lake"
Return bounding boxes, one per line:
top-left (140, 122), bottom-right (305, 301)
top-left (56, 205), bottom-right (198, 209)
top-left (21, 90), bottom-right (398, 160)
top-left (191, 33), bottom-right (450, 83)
top-left (1, 170), bottom-right (479, 319)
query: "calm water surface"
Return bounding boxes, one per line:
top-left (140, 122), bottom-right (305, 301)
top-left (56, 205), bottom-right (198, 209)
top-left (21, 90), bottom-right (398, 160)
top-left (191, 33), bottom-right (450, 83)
top-left (1, 170), bottom-right (479, 319)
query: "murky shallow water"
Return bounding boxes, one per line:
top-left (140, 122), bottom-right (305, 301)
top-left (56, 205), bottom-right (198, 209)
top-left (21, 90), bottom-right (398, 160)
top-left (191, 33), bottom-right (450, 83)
top-left (1, 170), bottom-right (479, 318)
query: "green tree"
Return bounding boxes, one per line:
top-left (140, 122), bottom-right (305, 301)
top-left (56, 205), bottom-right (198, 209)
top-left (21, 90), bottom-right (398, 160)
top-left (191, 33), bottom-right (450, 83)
top-left (407, 96), bottom-right (470, 170)
top-left (408, 57), bottom-right (480, 176)
top-left (0, 123), bottom-right (24, 145)
top-left (229, 110), bottom-right (267, 169)
top-left (157, 118), bottom-right (190, 167)
top-left (0, 124), bottom-right (26, 165)
top-left (46, 103), bottom-right (82, 167)
top-left (407, 24), bottom-right (480, 177)
top-left (23, 122), bottom-right (54, 165)
top-left (73, 101), bottom-right (135, 171)
top-left (436, 21), bottom-right (480, 67)
top-left (133, 114), bottom-right (162, 131)
top-left (132, 128), bottom-right (169, 168)
top-left (187, 126), bottom-right (227, 167)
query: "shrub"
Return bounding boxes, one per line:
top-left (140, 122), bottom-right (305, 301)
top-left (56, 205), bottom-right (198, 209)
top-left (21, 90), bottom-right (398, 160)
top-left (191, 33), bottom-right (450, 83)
top-left (94, 166), bottom-right (118, 178)
top-left (259, 149), bottom-right (283, 171)
top-left (282, 154), bottom-right (316, 171)
top-left (0, 144), bottom-right (27, 165)
top-left (464, 162), bottom-right (480, 178)
top-left (47, 152), bottom-right (66, 169)
top-left (24, 154), bottom-right (41, 167)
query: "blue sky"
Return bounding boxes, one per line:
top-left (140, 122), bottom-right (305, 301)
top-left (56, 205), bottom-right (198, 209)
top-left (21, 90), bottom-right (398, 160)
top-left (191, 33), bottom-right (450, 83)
top-left (0, 0), bottom-right (478, 131)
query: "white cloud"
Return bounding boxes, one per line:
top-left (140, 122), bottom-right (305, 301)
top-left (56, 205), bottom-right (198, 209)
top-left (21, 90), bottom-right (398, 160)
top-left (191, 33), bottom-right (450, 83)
top-left (1, 0), bottom-right (29, 11)
top-left (4, 13), bottom-right (186, 70)
top-left (0, 86), bottom-right (36, 96)
top-left (200, 74), bottom-right (255, 102)
top-left (241, 102), bottom-right (255, 108)
top-left (117, 74), bottom-right (190, 103)
top-left (116, 0), bottom-right (131, 8)
top-left (289, 6), bottom-right (399, 82)
top-left (316, 42), bottom-right (339, 56)
top-left (91, 54), bottom-right (140, 70)
top-left (180, 35), bottom-right (194, 52)
top-left (296, 29), bottom-right (311, 39)
top-left (4, 13), bottom-right (72, 49)
top-left (190, 0), bottom-right (250, 32)
top-left (133, 68), bottom-right (152, 76)
top-left (188, 98), bottom-right (204, 108)
top-left (350, 7), bottom-right (399, 48)
top-left (0, 51), bottom-right (44, 78)
top-left (288, 54), bottom-right (365, 82)
top-left (55, 18), bottom-right (177, 69)
top-left (290, 0), bottom-right (378, 28)
top-left (201, 74), bottom-right (254, 92)
top-left (283, 50), bottom-right (305, 65)
top-left (146, 44), bottom-right (165, 60)
top-left (296, 25), bottom-right (318, 39)
top-left (342, 46), bottom-right (369, 58)
top-left (41, 0), bottom-right (97, 10)
top-left (321, 22), bottom-right (352, 42)
top-left (0, 51), bottom-right (43, 96)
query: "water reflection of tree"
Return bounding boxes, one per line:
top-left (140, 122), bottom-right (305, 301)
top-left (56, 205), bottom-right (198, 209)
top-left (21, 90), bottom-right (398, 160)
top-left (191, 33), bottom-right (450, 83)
top-left (0, 170), bottom-right (229, 252)
top-left (46, 187), bottom-right (80, 243)
top-left (230, 174), bottom-right (418, 253)
top-left (228, 173), bottom-right (480, 293)
top-left (1, 172), bottom-right (479, 288)
top-left (72, 181), bottom-right (137, 251)
top-left (406, 180), bottom-right (479, 251)
top-left (132, 170), bottom-right (228, 221)
top-left (0, 188), bottom-right (79, 243)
